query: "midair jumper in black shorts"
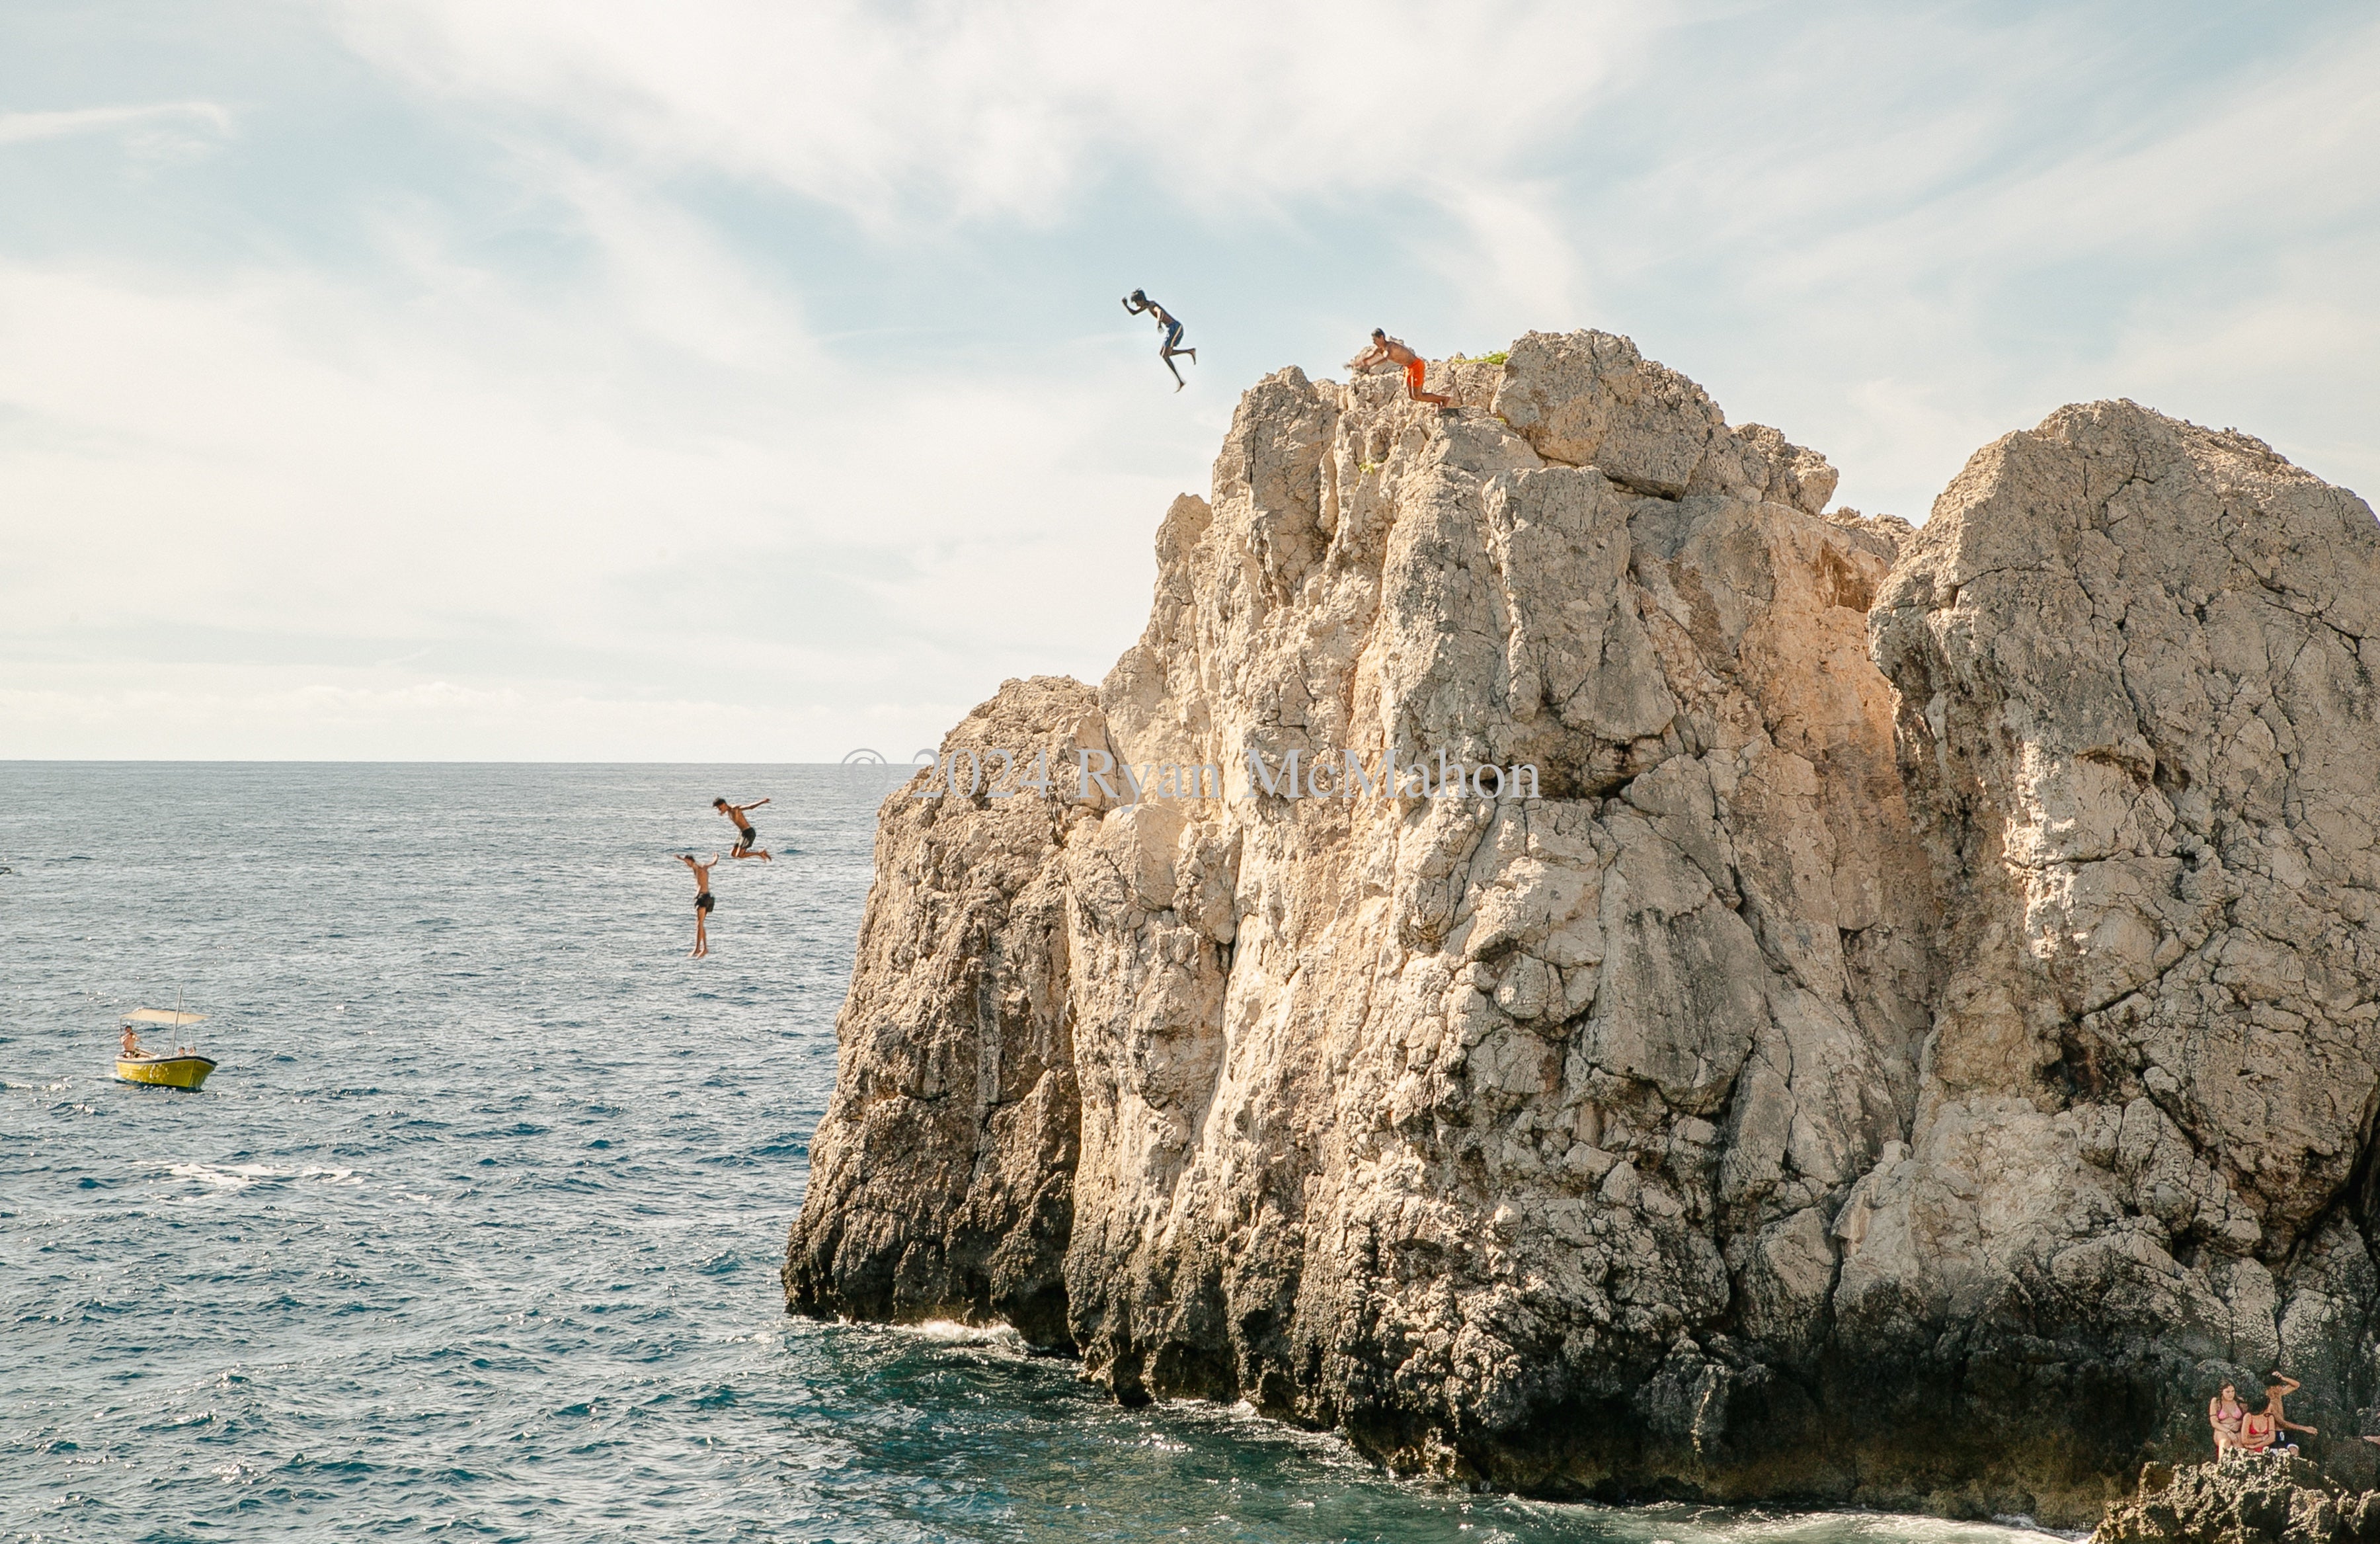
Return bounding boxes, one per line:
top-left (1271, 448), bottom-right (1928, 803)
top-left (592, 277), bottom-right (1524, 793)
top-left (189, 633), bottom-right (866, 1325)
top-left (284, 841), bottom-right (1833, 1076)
top-left (696, 891), bottom-right (715, 913)
top-left (737, 826), bottom-right (758, 849)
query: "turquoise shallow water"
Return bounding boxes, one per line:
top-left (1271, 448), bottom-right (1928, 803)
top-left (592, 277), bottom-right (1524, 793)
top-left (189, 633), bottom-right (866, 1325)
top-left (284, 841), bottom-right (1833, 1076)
top-left (1, 763), bottom-right (2045, 1543)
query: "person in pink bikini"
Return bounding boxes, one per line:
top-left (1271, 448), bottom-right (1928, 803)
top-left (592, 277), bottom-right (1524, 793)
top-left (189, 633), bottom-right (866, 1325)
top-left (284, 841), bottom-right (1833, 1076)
top-left (2209, 1382), bottom-right (2248, 1459)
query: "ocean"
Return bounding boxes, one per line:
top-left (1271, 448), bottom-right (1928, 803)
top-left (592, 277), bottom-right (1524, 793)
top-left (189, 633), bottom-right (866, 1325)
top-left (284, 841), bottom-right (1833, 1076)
top-left (1, 762), bottom-right (2043, 1543)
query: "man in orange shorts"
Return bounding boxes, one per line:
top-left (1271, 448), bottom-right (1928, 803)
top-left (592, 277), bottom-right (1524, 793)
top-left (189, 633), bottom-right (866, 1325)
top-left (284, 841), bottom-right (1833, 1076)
top-left (1347, 329), bottom-right (1451, 408)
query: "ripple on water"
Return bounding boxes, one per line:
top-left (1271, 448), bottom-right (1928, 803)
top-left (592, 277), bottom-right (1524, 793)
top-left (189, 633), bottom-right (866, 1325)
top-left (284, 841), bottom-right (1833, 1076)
top-left (1, 764), bottom-right (2055, 1543)
top-left (165, 1161), bottom-right (362, 1190)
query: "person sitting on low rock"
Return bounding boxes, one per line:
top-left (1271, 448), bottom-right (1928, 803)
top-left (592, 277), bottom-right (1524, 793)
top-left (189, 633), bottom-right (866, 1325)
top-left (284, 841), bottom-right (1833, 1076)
top-left (2211, 1382), bottom-right (2248, 1459)
top-left (2238, 1405), bottom-right (2278, 1455)
top-left (2262, 1371), bottom-right (2318, 1453)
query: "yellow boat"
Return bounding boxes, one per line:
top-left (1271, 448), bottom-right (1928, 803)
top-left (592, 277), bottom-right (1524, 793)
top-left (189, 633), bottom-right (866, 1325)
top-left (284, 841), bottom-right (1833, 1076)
top-left (116, 1008), bottom-right (218, 1090)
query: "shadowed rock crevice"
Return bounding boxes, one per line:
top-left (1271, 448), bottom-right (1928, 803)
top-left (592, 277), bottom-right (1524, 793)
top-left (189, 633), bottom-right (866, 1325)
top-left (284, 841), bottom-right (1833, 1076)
top-left (789, 337), bottom-right (2380, 1529)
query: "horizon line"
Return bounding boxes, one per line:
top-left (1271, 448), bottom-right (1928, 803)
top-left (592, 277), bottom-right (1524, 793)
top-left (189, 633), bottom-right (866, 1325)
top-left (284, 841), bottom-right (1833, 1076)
top-left (0, 757), bottom-right (900, 767)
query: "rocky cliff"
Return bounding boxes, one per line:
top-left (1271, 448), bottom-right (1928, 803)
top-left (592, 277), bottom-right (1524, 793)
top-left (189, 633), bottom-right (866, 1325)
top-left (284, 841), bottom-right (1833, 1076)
top-left (785, 331), bottom-right (2380, 1527)
top-left (2096, 1457), bottom-right (2380, 1544)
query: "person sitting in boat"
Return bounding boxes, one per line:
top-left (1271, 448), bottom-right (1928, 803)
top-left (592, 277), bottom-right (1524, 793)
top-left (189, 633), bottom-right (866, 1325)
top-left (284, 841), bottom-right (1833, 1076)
top-left (121, 1022), bottom-right (143, 1059)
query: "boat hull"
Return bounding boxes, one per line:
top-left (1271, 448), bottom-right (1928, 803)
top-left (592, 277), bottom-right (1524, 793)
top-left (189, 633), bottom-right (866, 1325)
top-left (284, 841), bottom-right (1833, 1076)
top-left (116, 1055), bottom-right (217, 1090)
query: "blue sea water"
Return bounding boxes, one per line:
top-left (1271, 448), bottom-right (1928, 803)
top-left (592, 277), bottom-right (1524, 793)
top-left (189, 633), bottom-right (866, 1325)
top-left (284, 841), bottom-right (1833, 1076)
top-left (1, 763), bottom-right (2043, 1544)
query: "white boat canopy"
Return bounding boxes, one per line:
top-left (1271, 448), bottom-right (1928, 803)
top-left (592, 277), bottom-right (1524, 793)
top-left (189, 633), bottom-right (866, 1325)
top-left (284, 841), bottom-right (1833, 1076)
top-left (123, 1008), bottom-right (206, 1026)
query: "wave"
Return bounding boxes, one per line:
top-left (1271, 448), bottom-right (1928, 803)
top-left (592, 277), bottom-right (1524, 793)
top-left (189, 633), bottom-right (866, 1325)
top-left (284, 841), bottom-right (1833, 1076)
top-left (1497, 1501), bottom-right (2077, 1544)
top-left (167, 1162), bottom-right (362, 1190)
top-left (895, 1319), bottom-right (1025, 1348)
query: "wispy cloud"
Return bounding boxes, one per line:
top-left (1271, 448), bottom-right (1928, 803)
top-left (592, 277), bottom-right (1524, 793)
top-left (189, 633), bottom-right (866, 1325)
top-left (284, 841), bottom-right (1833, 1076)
top-left (0, 101), bottom-right (233, 155)
top-left (1, 2), bottom-right (2372, 757)
top-left (330, 0), bottom-right (1672, 226)
top-left (0, 179), bottom-right (1192, 758)
top-left (1503, 6), bottom-right (2380, 516)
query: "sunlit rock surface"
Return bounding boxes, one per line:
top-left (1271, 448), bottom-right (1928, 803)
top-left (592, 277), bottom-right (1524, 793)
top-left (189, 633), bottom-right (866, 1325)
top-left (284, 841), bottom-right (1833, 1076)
top-left (787, 333), bottom-right (2380, 1529)
top-left (2095, 1457), bottom-right (2380, 1544)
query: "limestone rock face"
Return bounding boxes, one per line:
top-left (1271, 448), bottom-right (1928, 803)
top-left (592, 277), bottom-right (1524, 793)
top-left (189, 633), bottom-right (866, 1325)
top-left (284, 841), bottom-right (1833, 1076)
top-left (1846, 403), bottom-right (2380, 1516)
top-left (783, 676), bottom-right (1107, 1348)
top-left (2094, 1458), bottom-right (2380, 1544)
top-left (788, 334), bottom-right (2380, 1529)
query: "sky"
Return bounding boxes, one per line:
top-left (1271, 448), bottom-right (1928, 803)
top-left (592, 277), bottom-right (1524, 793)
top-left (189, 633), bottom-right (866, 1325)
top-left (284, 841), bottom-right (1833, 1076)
top-left (2, 1), bottom-right (2374, 761)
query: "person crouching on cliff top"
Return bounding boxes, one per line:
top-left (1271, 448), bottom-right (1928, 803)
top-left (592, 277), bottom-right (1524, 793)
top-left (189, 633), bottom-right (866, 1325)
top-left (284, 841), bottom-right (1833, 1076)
top-left (1347, 329), bottom-right (1452, 409)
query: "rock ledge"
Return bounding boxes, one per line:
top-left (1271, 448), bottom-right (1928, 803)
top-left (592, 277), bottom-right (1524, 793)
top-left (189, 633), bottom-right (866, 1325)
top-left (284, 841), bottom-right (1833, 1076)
top-left (2096, 1458), bottom-right (2380, 1544)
